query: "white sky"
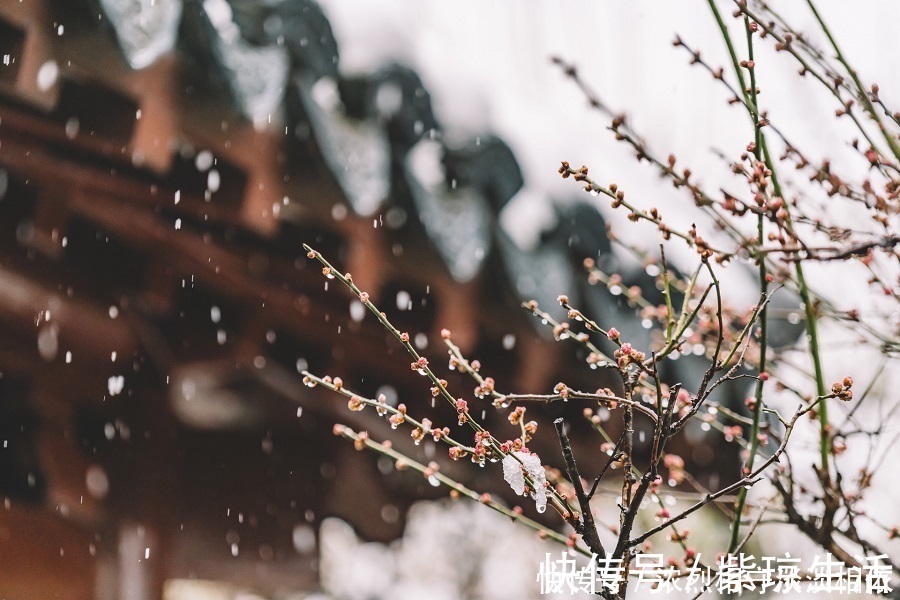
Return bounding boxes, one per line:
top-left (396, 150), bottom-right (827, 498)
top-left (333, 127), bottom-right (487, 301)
top-left (319, 0), bottom-right (900, 304)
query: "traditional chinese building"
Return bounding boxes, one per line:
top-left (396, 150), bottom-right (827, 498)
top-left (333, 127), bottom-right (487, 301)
top-left (0, 1), bottom-right (757, 598)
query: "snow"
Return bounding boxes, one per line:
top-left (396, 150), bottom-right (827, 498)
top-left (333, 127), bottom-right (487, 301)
top-left (502, 451), bottom-right (547, 513)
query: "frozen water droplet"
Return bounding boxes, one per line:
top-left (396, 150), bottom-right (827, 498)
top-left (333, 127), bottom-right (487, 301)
top-left (296, 407), bottom-right (303, 417)
top-left (37, 61), bottom-right (58, 91)
top-left (414, 333), bottom-right (428, 349)
top-left (64, 117), bottom-right (79, 140)
top-left (536, 504), bottom-right (547, 513)
top-left (195, 151), bottom-right (213, 172)
top-left (37, 324), bottom-right (59, 361)
top-left (108, 306), bottom-right (119, 319)
top-left (331, 204), bottom-right (348, 221)
top-left (207, 169), bottom-right (221, 193)
top-left (349, 301), bottom-right (365, 322)
top-left (174, 218), bottom-right (182, 230)
top-left (427, 474), bottom-right (440, 487)
top-left (502, 334), bottom-right (516, 350)
top-left (396, 290), bottom-right (411, 311)
top-left (210, 306), bottom-right (221, 323)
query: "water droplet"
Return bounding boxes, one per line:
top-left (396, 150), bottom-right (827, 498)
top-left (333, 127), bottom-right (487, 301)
top-left (427, 474), bottom-right (440, 487)
top-left (210, 306), bottom-right (221, 323)
top-left (536, 504), bottom-right (547, 513)
top-left (296, 407), bottom-right (303, 417)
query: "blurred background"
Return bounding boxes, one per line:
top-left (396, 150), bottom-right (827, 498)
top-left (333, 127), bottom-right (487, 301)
top-left (0, 1), bottom-right (897, 598)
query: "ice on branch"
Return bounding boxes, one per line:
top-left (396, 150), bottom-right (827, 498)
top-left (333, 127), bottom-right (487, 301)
top-left (502, 452), bottom-right (548, 513)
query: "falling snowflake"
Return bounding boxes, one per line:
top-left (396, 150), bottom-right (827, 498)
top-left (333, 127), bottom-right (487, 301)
top-left (502, 451), bottom-right (547, 513)
top-left (107, 375), bottom-right (125, 397)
